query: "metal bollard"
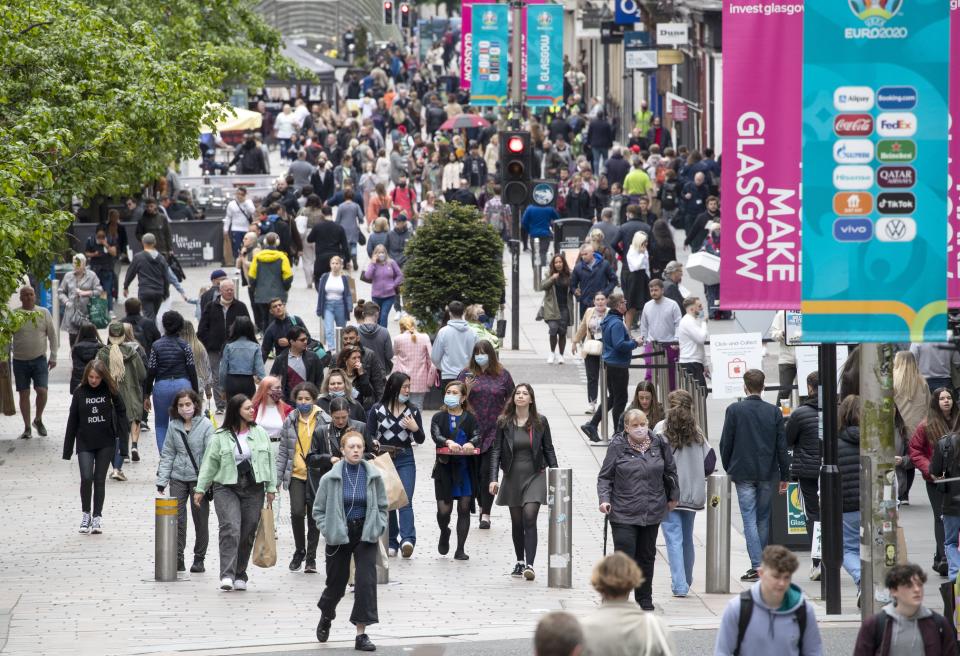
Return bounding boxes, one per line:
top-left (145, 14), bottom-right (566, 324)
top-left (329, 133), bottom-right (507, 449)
top-left (599, 359), bottom-right (609, 441)
top-left (547, 468), bottom-right (573, 588)
top-left (376, 533), bottom-right (389, 584)
top-left (335, 326), bottom-right (343, 353)
top-left (51, 279), bottom-right (60, 334)
top-left (155, 497), bottom-right (178, 581)
top-left (705, 473), bottom-right (732, 593)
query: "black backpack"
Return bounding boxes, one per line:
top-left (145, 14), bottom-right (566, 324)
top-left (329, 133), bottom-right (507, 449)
top-left (661, 180), bottom-right (679, 211)
top-left (733, 590), bottom-right (807, 656)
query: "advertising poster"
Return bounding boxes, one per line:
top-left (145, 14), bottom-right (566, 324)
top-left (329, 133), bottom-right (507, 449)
top-left (719, 0), bottom-right (803, 310)
top-left (787, 482), bottom-right (807, 535)
top-left (460, 0), bottom-right (494, 90)
top-left (950, 2), bottom-right (960, 306)
top-left (470, 4), bottom-right (510, 106)
top-left (525, 3), bottom-right (564, 107)
top-left (709, 332), bottom-right (763, 399)
top-left (801, 0), bottom-right (950, 343)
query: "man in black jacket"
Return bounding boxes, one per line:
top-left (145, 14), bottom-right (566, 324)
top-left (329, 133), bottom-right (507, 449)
top-left (603, 147), bottom-right (631, 189)
top-left (261, 298), bottom-right (312, 361)
top-left (786, 371), bottom-right (822, 580)
top-left (306, 211), bottom-right (350, 285)
top-left (269, 326), bottom-right (325, 403)
top-left (121, 297), bottom-right (160, 357)
top-left (197, 279), bottom-right (250, 412)
top-left (122, 233), bottom-right (170, 321)
top-left (662, 261), bottom-right (685, 309)
top-left (719, 369), bottom-right (789, 581)
top-left (586, 111), bottom-right (614, 176)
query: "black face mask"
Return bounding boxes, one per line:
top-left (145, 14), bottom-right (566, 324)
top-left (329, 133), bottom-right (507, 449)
top-left (399, 182), bottom-right (407, 188)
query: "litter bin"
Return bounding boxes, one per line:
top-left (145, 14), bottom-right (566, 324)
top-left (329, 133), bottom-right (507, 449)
top-left (552, 218), bottom-right (593, 254)
top-left (769, 480), bottom-right (812, 551)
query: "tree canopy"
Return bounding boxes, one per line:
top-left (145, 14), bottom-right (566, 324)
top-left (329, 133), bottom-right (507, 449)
top-left (0, 0), bottom-right (283, 345)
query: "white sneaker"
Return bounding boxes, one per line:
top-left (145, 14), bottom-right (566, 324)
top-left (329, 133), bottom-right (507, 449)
top-left (388, 548), bottom-right (398, 557)
top-left (809, 564), bottom-right (821, 581)
top-left (90, 516), bottom-right (102, 534)
top-left (79, 512), bottom-right (91, 534)
top-left (585, 402), bottom-right (596, 415)
top-left (556, 354), bottom-right (565, 364)
top-left (546, 353), bottom-right (555, 364)
top-left (220, 577), bottom-right (233, 591)
top-left (233, 579), bottom-right (247, 591)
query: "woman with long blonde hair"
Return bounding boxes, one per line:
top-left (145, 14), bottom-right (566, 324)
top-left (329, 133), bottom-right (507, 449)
top-left (392, 316), bottom-right (435, 408)
top-left (894, 350), bottom-right (929, 504)
top-left (181, 321), bottom-right (214, 413)
top-left (96, 322), bottom-right (146, 481)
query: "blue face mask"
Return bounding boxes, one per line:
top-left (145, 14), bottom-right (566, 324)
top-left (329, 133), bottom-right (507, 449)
top-left (296, 403), bottom-right (315, 416)
top-left (474, 354), bottom-right (489, 367)
top-left (443, 394), bottom-right (460, 408)
top-left (330, 390), bottom-right (346, 399)
top-left (399, 393), bottom-right (410, 403)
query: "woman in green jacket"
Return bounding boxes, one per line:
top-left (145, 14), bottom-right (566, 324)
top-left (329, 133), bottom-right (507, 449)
top-left (193, 393), bottom-right (277, 592)
top-left (312, 431), bottom-right (387, 652)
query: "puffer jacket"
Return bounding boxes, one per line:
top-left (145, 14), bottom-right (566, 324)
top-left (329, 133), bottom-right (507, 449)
top-left (786, 400), bottom-right (821, 479)
top-left (838, 426), bottom-right (861, 513)
top-left (70, 338), bottom-right (103, 391)
top-left (248, 248), bottom-right (293, 304)
top-left (597, 433), bottom-right (679, 526)
top-left (156, 417), bottom-right (215, 487)
top-left (930, 433), bottom-right (960, 516)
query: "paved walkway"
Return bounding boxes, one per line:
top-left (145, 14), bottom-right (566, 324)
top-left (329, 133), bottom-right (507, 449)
top-left (0, 216), bottom-right (913, 655)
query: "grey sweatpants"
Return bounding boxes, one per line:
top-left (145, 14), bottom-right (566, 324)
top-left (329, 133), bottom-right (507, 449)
top-left (212, 474), bottom-right (264, 582)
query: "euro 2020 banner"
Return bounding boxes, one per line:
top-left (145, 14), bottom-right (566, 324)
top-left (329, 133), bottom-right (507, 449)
top-left (525, 4), bottom-right (564, 108)
top-left (801, 0), bottom-right (950, 343)
top-left (470, 4), bottom-right (509, 106)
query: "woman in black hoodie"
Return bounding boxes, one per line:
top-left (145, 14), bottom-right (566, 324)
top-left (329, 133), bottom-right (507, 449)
top-left (63, 359), bottom-right (128, 535)
top-left (70, 322), bottom-right (103, 391)
top-left (837, 394), bottom-right (862, 592)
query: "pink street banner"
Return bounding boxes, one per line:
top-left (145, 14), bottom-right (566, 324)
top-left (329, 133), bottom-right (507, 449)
top-left (460, 0), bottom-right (493, 90)
top-left (720, 0), bottom-right (803, 310)
top-left (949, 2), bottom-right (960, 306)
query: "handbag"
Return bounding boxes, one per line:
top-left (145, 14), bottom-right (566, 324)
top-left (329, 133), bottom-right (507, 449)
top-left (179, 427), bottom-right (212, 502)
top-left (88, 295), bottom-right (109, 329)
top-left (582, 339), bottom-right (603, 356)
top-left (371, 452), bottom-right (409, 511)
top-left (535, 303), bottom-right (544, 321)
top-left (251, 505), bottom-right (277, 567)
top-left (358, 230), bottom-right (367, 246)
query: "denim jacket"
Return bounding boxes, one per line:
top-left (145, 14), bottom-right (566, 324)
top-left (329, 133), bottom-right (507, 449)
top-left (218, 338), bottom-right (266, 388)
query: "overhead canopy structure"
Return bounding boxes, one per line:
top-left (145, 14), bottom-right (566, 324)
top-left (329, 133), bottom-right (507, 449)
top-left (200, 105), bottom-right (263, 134)
top-left (280, 42), bottom-right (336, 82)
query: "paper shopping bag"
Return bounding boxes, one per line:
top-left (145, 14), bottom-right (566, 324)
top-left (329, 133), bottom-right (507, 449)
top-left (371, 453), bottom-right (409, 511)
top-left (252, 506), bottom-right (277, 568)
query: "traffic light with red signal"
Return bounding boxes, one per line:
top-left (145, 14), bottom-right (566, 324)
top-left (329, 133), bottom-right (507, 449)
top-left (499, 130), bottom-right (531, 206)
top-left (383, 1), bottom-right (394, 24)
top-left (399, 3), bottom-right (411, 28)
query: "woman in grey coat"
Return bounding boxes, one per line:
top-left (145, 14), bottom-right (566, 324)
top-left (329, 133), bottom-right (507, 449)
top-left (59, 253), bottom-right (104, 347)
top-left (597, 407), bottom-right (679, 610)
top-left (156, 389), bottom-right (214, 573)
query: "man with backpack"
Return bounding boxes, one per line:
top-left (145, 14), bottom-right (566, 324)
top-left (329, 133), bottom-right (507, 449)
top-left (854, 563), bottom-right (956, 656)
top-left (714, 545), bottom-right (823, 656)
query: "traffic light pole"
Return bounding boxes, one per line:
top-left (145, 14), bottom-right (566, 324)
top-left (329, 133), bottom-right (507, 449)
top-left (509, 0), bottom-right (524, 350)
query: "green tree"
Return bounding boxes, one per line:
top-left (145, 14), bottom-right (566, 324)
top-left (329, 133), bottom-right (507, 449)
top-left (402, 203), bottom-right (505, 333)
top-left (0, 0), bottom-right (283, 346)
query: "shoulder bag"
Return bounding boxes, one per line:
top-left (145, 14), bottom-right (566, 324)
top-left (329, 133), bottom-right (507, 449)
top-left (179, 427), bottom-right (212, 502)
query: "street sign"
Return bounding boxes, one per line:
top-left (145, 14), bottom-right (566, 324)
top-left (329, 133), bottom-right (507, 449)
top-left (658, 49), bottom-right (684, 65)
top-left (578, 5), bottom-right (603, 39)
top-left (614, 0), bottom-right (640, 25)
top-left (600, 21), bottom-right (625, 44)
top-left (623, 30), bottom-right (650, 49)
top-left (625, 49), bottom-right (658, 69)
top-left (671, 100), bottom-right (688, 121)
top-left (656, 22), bottom-right (688, 46)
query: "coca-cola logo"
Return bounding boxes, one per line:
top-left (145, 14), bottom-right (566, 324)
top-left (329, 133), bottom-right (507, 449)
top-left (834, 114), bottom-right (874, 136)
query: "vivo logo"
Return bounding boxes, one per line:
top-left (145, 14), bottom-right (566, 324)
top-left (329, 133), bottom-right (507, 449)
top-left (833, 218), bottom-right (874, 242)
top-left (833, 165), bottom-right (874, 190)
top-left (876, 112), bottom-right (917, 137)
top-left (834, 86), bottom-right (875, 111)
top-left (833, 139), bottom-right (874, 164)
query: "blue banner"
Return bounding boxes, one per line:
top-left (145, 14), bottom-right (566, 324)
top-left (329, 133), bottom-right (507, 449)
top-left (614, 0), bottom-right (640, 25)
top-left (526, 4), bottom-right (564, 108)
top-left (470, 4), bottom-right (509, 107)
top-left (800, 0), bottom-right (950, 343)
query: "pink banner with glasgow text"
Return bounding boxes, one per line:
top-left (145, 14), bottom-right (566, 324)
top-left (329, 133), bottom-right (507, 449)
top-left (949, 2), bottom-right (960, 306)
top-left (720, 0), bottom-right (803, 310)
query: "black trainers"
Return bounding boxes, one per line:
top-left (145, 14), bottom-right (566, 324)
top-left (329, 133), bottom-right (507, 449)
top-left (511, 562), bottom-right (524, 578)
top-left (640, 599), bottom-right (655, 611)
top-left (17, 429), bottom-right (31, 440)
top-left (316, 616), bottom-right (332, 643)
top-left (438, 527), bottom-right (451, 555)
top-left (131, 445), bottom-right (140, 462)
top-left (289, 551), bottom-right (305, 571)
top-left (740, 568), bottom-right (759, 581)
top-left (454, 550), bottom-right (470, 561)
top-left (523, 565), bottom-right (536, 581)
top-left (190, 558), bottom-right (205, 573)
top-left (177, 556), bottom-right (186, 572)
top-left (581, 423), bottom-right (601, 442)
top-left (32, 417), bottom-right (47, 437)
top-left (355, 633), bottom-right (376, 651)
top-left (304, 559), bottom-right (317, 574)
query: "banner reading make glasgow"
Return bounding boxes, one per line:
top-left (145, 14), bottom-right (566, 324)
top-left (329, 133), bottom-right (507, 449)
top-left (470, 4), bottom-right (509, 106)
top-left (526, 3), bottom-right (563, 107)
top-left (719, 0), bottom-right (803, 310)
top-left (801, 0), bottom-right (950, 342)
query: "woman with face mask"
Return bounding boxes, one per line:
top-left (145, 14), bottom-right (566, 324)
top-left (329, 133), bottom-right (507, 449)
top-left (156, 389), bottom-right (214, 573)
top-left (365, 372), bottom-right (425, 558)
top-left (457, 341), bottom-right (514, 529)
top-left (488, 384), bottom-right (558, 582)
top-left (275, 382), bottom-right (333, 574)
top-left (317, 368), bottom-right (368, 421)
top-left (308, 397), bottom-right (368, 489)
top-left (430, 381), bottom-right (482, 560)
top-left (597, 408), bottom-right (679, 610)
top-left (363, 244), bottom-right (404, 328)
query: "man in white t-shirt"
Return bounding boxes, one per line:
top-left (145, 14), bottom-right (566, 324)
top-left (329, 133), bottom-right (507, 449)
top-left (223, 188), bottom-right (256, 259)
top-left (677, 296), bottom-right (708, 388)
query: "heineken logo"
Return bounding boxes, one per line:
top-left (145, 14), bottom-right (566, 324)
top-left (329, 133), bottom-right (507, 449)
top-left (876, 140), bottom-right (916, 163)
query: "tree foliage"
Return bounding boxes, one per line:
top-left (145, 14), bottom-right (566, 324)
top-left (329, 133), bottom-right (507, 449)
top-left (402, 203), bottom-right (506, 333)
top-left (0, 0), bottom-right (283, 346)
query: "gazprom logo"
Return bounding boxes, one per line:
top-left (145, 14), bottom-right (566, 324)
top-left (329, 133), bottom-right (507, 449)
top-left (833, 139), bottom-right (874, 164)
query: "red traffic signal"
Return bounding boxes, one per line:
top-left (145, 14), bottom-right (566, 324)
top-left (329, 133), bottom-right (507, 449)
top-left (507, 136), bottom-right (525, 154)
top-left (383, 1), bottom-right (394, 24)
top-left (400, 2), bottom-right (409, 11)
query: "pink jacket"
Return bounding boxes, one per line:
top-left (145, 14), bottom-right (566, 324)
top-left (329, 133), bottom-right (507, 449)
top-left (391, 331), bottom-right (437, 394)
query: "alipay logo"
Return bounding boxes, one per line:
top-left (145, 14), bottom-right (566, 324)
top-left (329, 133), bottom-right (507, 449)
top-left (834, 87), bottom-right (874, 111)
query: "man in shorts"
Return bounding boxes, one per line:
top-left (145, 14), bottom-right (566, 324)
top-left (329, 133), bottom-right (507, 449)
top-left (11, 286), bottom-right (57, 439)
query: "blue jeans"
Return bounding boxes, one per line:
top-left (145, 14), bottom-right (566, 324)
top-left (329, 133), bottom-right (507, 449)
top-left (943, 514), bottom-right (960, 580)
top-left (95, 269), bottom-right (114, 311)
top-left (153, 378), bottom-right (191, 453)
top-left (388, 449), bottom-right (417, 549)
top-left (661, 510), bottom-right (696, 595)
top-left (323, 302), bottom-right (347, 350)
top-left (735, 480), bottom-right (776, 568)
top-left (843, 510), bottom-right (862, 587)
top-left (230, 231), bottom-right (247, 259)
top-left (372, 296), bottom-right (395, 328)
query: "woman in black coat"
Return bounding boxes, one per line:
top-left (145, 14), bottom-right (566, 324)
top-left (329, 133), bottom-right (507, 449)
top-left (648, 219), bottom-right (677, 281)
top-left (70, 322), bottom-right (104, 391)
top-left (488, 384), bottom-right (558, 581)
top-left (837, 395), bottom-right (862, 589)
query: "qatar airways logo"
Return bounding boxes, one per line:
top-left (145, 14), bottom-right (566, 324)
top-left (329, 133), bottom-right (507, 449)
top-left (835, 114), bottom-right (873, 136)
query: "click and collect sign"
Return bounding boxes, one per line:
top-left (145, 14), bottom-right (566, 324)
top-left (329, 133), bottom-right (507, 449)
top-left (709, 333), bottom-right (763, 399)
top-left (526, 3), bottom-right (564, 107)
top-left (800, 0), bottom-right (950, 342)
top-left (471, 4), bottom-right (510, 106)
